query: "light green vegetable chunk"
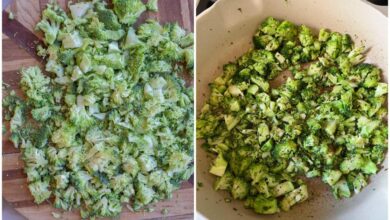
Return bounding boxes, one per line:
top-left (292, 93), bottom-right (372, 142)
top-left (209, 153), bottom-right (228, 177)
top-left (271, 181), bottom-right (295, 197)
top-left (280, 185), bottom-right (309, 211)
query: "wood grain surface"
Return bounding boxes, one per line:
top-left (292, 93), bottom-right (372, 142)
top-left (2, 0), bottom-right (194, 219)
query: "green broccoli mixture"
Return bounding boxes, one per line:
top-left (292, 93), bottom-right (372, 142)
top-left (197, 17), bottom-right (387, 214)
top-left (3, 1), bottom-right (193, 219)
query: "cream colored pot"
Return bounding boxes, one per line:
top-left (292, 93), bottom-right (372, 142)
top-left (196, 0), bottom-right (388, 219)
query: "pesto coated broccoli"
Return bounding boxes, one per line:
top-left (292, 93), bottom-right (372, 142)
top-left (198, 17), bottom-right (387, 214)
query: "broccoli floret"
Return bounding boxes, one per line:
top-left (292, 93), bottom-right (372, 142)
top-left (260, 17), bottom-right (280, 35)
top-left (229, 151), bottom-right (252, 177)
top-left (51, 123), bottom-right (77, 148)
top-left (36, 44), bottom-right (47, 57)
top-left (169, 23), bottom-right (186, 43)
top-left (94, 53), bottom-right (125, 69)
top-left (20, 66), bottom-right (53, 107)
top-left (111, 174), bottom-right (132, 194)
top-left (183, 48), bottom-right (194, 70)
top-left (167, 151), bottom-right (192, 174)
top-left (159, 41), bottom-right (182, 61)
top-left (273, 140), bottom-right (297, 159)
top-left (340, 154), bottom-right (364, 174)
top-left (257, 123), bottom-right (270, 144)
top-left (147, 60), bottom-right (172, 73)
top-left (361, 159), bottom-right (377, 174)
top-left (276, 21), bottom-right (298, 41)
top-left (179, 33), bottom-right (194, 48)
top-left (28, 180), bottom-right (51, 204)
top-left (127, 45), bottom-right (145, 82)
top-left (72, 171), bottom-right (92, 190)
top-left (375, 82), bottom-right (388, 97)
top-left (247, 195), bottom-right (280, 214)
top-left (94, 196), bottom-right (122, 217)
top-left (31, 106), bottom-right (52, 122)
top-left (86, 17), bottom-right (126, 41)
top-left (325, 33), bottom-right (342, 59)
top-left (112, 0), bottom-right (146, 25)
top-left (298, 25), bottom-right (314, 46)
top-left (96, 4), bottom-right (121, 30)
top-left (146, 0), bottom-right (159, 12)
top-left (137, 154), bottom-right (157, 173)
top-left (10, 105), bottom-right (25, 132)
top-left (54, 172), bottom-right (70, 189)
top-left (136, 183), bottom-right (155, 205)
top-left (332, 178), bottom-right (351, 199)
top-left (348, 45), bottom-right (365, 65)
top-left (214, 171), bottom-right (234, 190)
top-left (318, 28), bottom-right (330, 41)
top-left (357, 116), bottom-right (380, 138)
top-left (322, 170), bottom-right (342, 186)
top-left (36, 19), bottom-right (59, 43)
top-left (347, 172), bottom-right (367, 194)
top-left (250, 76), bottom-right (269, 92)
top-left (35, 4), bottom-right (65, 45)
top-left (69, 105), bottom-right (95, 130)
top-left (231, 178), bottom-right (249, 200)
top-left (23, 145), bottom-right (48, 168)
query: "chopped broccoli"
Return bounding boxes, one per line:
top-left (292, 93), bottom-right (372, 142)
top-left (146, 0), bottom-right (159, 12)
top-left (69, 2), bottom-right (92, 19)
top-left (197, 17), bottom-right (387, 215)
top-left (214, 171), bottom-right (234, 190)
top-left (246, 195), bottom-right (280, 214)
top-left (96, 3), bottom-right (121, 30)
top-left (332, 178), bottom-right (351, 199)
top-left (322, 170), bottom-right (342, 186)
top-left (271, 181), bottom-right (295, 197)
top-left (28, 180), bottom-right (51, 204)
top-left (112, 0), bottom-right (146, 25)
top-left (35, 3), bottom-right (66, 45)
top-left (276, 21), bottom-right (298, 41)
top-left (31, 106), bottom-right (52, 122)
top-left (280, 185), bottom-right (308, 211)
top-left (61, 31), bottom-right (83, 48)
top-left (231, 178), bottom-right (249, 200)
top-left (209, 153), bottom-right (228, 177)
top-left (273, 140), bottom-right (297, 159)
top-left (3, 1), bottom-right (193, 219)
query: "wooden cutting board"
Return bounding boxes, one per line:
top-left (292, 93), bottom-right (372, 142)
top-left (2, 0), bottom-right (194, 219)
